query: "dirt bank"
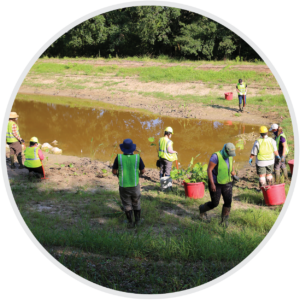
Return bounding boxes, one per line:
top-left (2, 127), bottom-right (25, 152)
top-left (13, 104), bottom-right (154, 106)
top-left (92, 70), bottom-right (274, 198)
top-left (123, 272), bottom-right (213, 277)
top-left (6, 149), bottom-right (264, 194)
top-left (18, 59), bottom-right (285, 125)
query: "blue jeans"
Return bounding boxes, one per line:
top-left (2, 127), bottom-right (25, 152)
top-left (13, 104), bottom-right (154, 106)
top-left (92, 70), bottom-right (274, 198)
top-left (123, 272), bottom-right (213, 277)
top-left (238, 95), bottom-right (246, 105)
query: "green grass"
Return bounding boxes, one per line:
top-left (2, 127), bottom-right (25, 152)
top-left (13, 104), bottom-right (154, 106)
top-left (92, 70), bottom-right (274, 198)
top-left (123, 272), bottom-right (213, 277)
top-left (30, 61), bottom-right (277, 86)
top-left (11, 173), bottom-right (282, 293)
top-left (41, 55), bottom-right (266, 65)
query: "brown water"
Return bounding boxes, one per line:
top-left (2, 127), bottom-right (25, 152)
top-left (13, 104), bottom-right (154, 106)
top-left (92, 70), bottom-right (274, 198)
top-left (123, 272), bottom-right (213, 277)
top-left (12, 98), bottom-right (259, 168)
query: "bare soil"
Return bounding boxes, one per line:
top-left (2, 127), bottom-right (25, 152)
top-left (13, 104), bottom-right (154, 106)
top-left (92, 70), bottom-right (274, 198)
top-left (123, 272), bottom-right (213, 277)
top-left (19, 59), bottom-right (283, 125)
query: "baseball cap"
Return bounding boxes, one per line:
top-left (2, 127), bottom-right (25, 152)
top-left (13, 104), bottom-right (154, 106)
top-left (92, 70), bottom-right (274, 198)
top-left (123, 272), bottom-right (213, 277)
top-left (269, 124), bottom-right (279, 131)
top-left (225, 143), bottom-right (236, 157)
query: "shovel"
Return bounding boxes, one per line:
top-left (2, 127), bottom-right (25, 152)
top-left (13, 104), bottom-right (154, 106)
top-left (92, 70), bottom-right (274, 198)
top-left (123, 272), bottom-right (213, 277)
top-left (243, 94), bottom-right (246, 107)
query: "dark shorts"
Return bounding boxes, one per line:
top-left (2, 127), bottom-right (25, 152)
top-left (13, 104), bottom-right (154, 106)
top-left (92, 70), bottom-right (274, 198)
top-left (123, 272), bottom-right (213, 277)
top-left (160, 158), bottom-right (173, 177)
top-left (25, 166), bottom-right (44, 176)
top-left (256, 164), bottom-right (273, 175)
top-left (7, 141), bottom-right (22, 156)
top-left (207, 181), bottom-right (233, 209)
top-left (119, 184), bottom-right (141, 211)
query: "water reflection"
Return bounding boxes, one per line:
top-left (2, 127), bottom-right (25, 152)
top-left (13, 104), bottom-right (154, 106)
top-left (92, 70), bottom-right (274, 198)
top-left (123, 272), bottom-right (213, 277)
top-left (12, 99), bottom-right (259, 168)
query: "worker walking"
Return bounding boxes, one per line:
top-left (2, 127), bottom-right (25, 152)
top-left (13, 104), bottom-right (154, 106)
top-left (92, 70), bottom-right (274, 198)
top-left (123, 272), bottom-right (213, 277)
top-left (199, 143), bottom-right (238, 227)
top-left (6, 112), bottom-right (25, 169)
top-left (269, 124), bottom-right (290, 183)
top-left (249, 126), bottom-right (280, 188)
top-left (112, 139), bottom-right (145, 228)
top-left (236, 79), bottom-right (247, 113)
top-left (158, 127), bottom-right (178, 178)
top-left (24, 137), bottom-right (45, 177)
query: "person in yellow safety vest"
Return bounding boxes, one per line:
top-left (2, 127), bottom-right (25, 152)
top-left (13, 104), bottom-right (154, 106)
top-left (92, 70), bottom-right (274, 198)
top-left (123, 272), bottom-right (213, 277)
top-left (158, 127), bottom-right (178, 178)
top-left (6, 112), bottom-right (25, 169)
top-left (249, 126), bottom-right (280, 188)
top-left (269, 124), bottom-right (290, 183)
top-left (199, 143), bottom-right (238, 227)
top-left (24, 137), bottom-right (45, 177)
top-left (236, 79), bottom-right (247, 113)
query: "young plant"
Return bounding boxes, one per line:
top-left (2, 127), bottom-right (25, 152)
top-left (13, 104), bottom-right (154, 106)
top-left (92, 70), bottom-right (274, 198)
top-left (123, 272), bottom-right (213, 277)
top-left (148, 137), bottom-right (159, 155)
top-left (90, 137), bottom-right (103, 160)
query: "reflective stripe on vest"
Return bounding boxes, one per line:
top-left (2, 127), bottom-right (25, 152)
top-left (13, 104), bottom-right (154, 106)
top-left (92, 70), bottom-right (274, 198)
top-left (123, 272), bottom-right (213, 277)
top-left (215, 151), bottom-right (233, 184)
top-left (257, 137), bottom-right (274, 161)
top-left (276, 132), bottom-right (289, 155)
top-left (24, 147), bottom-right (42, 168)
top-left (158, 137), bottom-right (177, 162)
top-left (237, 83), bottom-right (246, 95)
top-left (6, 121), bottom-right (19, 143)
top-left (118, 154), bottom-right (140, 188)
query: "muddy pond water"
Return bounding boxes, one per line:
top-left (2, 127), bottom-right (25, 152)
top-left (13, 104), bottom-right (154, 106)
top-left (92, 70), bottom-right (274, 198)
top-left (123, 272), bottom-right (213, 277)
top-left (12, 96), bottom-right (259, 169)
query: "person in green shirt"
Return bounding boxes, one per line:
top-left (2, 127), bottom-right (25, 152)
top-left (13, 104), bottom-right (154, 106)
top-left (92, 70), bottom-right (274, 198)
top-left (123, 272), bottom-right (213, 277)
top-left (236, 79), bottom-right (247, 113)
top-left (112, 139), bottom-right (145, 228)
top-left (199, 143), bottom-right (238, 227)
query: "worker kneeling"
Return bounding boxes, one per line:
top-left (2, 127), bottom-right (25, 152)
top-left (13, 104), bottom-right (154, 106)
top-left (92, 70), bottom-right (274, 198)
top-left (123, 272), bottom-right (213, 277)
top-left (112, 139), bottom-right (145, 228)
top-left (24, 137), bottom-right (45, 178)
top-left (158, 127), bottom-right (178, 178)
top-left (199, 143), bottom-right (237, 227)
top-left (249, 126), bottom-right (279, 188)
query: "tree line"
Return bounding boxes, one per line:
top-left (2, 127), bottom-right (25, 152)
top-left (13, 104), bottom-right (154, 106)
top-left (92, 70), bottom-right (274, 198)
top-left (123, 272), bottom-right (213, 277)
top-left (43, 6), bottom-right (261, 61)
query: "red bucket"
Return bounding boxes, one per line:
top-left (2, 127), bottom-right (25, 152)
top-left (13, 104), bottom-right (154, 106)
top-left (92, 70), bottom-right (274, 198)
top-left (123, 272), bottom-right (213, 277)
top-left (261, 184), bottom-right (286, 206)
top-left (183, 181), bottom-right (205, 199)
top-left (224, 92), bottom-right (233, 100)
top-left (288, 159), bottom-right (294, 175)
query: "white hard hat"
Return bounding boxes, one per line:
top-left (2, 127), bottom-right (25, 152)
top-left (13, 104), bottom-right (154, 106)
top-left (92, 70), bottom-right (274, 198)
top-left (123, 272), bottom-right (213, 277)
top-left (269, 124), bottom-right (279, 131)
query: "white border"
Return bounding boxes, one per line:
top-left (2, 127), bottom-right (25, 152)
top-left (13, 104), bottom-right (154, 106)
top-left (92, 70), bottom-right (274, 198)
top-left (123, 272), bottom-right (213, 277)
top-left (0, 0), bottom-right (300, 299)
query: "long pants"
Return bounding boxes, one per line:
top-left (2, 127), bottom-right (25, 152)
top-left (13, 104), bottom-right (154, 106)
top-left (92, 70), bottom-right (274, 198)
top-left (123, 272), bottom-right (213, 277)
top-left (159, 158), bottom-right (173, 178)
top-left (7, 141), bottom-right (22, 156)
top-left (274, 157), bottom-right (288, 171)
top-left (238, 95), bottom-right (246, 106)
top-left (119, 184), bottom-right (141, 211)
top-left (205, 181), bottom-right (233, 209)
top-left (25, 166), bottom-right (44, 176)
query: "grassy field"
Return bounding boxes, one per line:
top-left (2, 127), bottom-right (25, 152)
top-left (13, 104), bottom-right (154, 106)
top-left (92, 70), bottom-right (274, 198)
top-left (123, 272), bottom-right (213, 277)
top-left (11, 173), bottom-right (284, 294)
top-left (29, 60), bottom-right (277, 87)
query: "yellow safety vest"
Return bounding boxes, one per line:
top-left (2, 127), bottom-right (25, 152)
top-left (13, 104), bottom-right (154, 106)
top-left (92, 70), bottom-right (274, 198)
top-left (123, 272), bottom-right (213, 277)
top-left (237, 83), bottom-right (246, 95)
top-left (158, 137), bottom-right (177, 162)
top-left (257, 137), bottom-right (274, 161)
top-left (24, 147), bottom-right (42, 168)
top-left (276, 132), bottom-right (289, 155)
top-left (6, 121), bottom-right (19, 143)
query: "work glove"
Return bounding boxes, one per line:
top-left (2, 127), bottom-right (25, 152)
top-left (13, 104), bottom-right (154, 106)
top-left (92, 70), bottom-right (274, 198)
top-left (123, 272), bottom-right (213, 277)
top-left (233, 175), bottom-right (240, 182)
top-left (249, 158), bottom-right (252, 166)
top-left (20, 139), bottom-right (25, 143)
top-left (276, 155), bottom-right (281, 161)
top-left (281, 155), bottom-right (286, 163)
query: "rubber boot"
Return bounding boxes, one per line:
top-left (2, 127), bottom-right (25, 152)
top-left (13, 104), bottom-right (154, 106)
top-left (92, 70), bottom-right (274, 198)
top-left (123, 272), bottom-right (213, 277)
top-left (282, 168), bottom-right (290, 183)
top-left (125, 210), bottom-right (135, 229)
top-left (10, 155), bottom-right (16, 169)
top-left (199, 203), bottom-right (211, 222)
top-left (134, 210), bottom-right (141, 226)
top-left (238, 104), bottom-right (242, 112)
top-left (275, 170), bottom-right (281, 184)
top-left (220, 207), bottom-right (230, 227)
top-left (17, 154), bottom-right (24, 169)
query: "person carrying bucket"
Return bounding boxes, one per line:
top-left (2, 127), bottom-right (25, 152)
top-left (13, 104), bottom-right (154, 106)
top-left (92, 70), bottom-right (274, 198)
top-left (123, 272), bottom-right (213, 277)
top-left (112, 139), bottom-right (145, 228)
top-left (236, 79), bottom-right (247, 113)
top-left (24, 137), bottom-right (45, 177)
top-left (269, 124), bottom-right (290, 183)
top-left (199, 143), bottom-right (238, 227)
top-left (158, 127), bottom-right (178, 178)
top-left (249, 126), bottom-right (280, 188)
top-left (6, 112), bottom-right (25, 169)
